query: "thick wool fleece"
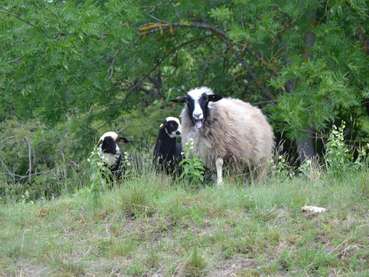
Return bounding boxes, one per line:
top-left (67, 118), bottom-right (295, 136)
top-left (180, 97), bottom-right (274, 177)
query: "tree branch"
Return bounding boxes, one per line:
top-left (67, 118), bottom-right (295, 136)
top-left (0, 8), bottom-right (47, 36)
top-left (24, 138), bottom-right (32, 183)
top-left (138, 21), bottom-right (276, 100)
top-left (107, 49), bottom-right (121, 80)
top-left (125, 34), bottom-right (213, 92)
top-left (139, 21), bottom-right (230, 44)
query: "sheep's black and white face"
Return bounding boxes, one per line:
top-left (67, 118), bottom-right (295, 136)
top-left (101, 136), bottom-right (117, 154)
top-left (185, 87), bottom-right (222, 129)
top-left (98, 131), bottom-right (129, 154)
top-left (163, 117), bottom-right (181, 138)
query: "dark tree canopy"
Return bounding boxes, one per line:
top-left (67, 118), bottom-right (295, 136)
top-left (1, 0), bottom-right (368, 163)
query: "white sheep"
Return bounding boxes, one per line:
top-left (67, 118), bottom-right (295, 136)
top-left (175, 87), bottom-right (274, 185)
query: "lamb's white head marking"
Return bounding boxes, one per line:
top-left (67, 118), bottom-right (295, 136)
top-left (99, 131), bottom-right (119, 143)
top-left (96, 132), bottom-right (119, 167)
top-left (164, 116), bottom-right (181, 138)
top-left (97, 131), bottom-right (129, 157)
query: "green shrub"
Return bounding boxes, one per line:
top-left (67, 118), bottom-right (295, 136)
top-left (325, 123), bottom-right (352, 174)
top-left (179, 140), bottom-right (205, 186)
top-left (272, 153), bottom-right (295, 179)
top-left (0, 119), bottom-right (92, 201)
top-left (86, 147), bottom-right (110, 209)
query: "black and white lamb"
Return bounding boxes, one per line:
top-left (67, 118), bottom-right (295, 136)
top-left (175, 87), bottom-right (274, 185)
top-left (153, 117), bottom-right (183, 176)
top-left (97, 131), bottom-right (129, 179)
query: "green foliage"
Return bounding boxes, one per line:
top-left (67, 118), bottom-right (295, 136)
top-left (1, 0), bottom-right (369, 200)
top-left (325, 123), bottom-right (352, 173)
top-left (86, 147), bottom-right (108, 208)
top-left (272, 153), bottom-right (295, 179)
top-left (298, 158), bottom-right (323, 182)
top-left (0, 118), bottom-right (90, 201)
top-left (271, 61), bottom-right (359, 139)
top-left (2, 0), bottom-right (368, 142)
top-left (179, 140), bottom-right (205, 186)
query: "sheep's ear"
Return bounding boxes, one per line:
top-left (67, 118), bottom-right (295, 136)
top-left (170, 96), bottom-right (186, 103)
top-left (119, 137), bottom-right (129, 144)
top-left (208, 94), bottom-right (222, 102)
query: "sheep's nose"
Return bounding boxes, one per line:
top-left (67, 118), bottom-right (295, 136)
top-left (193, 113), bottom-right (203, 120)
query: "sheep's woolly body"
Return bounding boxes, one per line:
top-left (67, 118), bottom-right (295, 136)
top-left (180, 97), bottom-right (274, 176)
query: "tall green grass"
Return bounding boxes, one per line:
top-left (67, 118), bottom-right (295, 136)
top-left (0, 125), bottom-right (368, 275)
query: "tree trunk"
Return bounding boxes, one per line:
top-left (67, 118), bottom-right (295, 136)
top-left (296, 128), bottom-right (316, 162)
top-left (295, 11), bottom-right (319, 162)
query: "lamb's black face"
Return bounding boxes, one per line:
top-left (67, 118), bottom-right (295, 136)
top-left (163, 117), bottom-right (181, 138)
top-left (101, 136), bottom-right (117, 154)
top-left (186, 87), bottom-right (223, 129)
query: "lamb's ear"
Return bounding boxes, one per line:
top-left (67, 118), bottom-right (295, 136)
top-left (119, 137), bottom-right (129, 144)
top-left (208, 94), bottom-right (222, 102)
top-left (170, 96), bottom-right (186, 103)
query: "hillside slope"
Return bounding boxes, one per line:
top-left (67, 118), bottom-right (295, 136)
top-left (0, 173), bottom-right (368, 276)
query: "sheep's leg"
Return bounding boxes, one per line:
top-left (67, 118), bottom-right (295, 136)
top-left (215, 157), bottom-right (223, 186)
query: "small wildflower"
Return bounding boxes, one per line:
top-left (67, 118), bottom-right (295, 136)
top-left (273, 154), bottom-right (294, 178)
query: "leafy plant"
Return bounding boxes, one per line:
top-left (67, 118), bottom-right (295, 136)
top-left (325, 122), bottom-right (352, 174)
top-left (299, 158), bottom-right (322, 181)
top-left (353, 143), bottom-right (369, 170)
top-left (272, 153), bottom-right (294, 179)
top-left (179, 140), bottom-right (205, 186)
top-left (86, 147), bottom-right (109, 208)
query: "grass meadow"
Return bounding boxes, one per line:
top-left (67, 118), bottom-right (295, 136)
top-left (0, 168), bottom-right (368, 276)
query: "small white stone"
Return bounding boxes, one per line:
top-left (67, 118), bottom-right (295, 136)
top-left (301, 205), bottom-right (327, 214)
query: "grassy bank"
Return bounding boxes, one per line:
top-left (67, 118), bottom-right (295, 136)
top-left (0, 171), bottom-right (368, 276)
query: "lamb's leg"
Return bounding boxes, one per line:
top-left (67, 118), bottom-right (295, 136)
top-left (215, 157), bottom-right (223, 186)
